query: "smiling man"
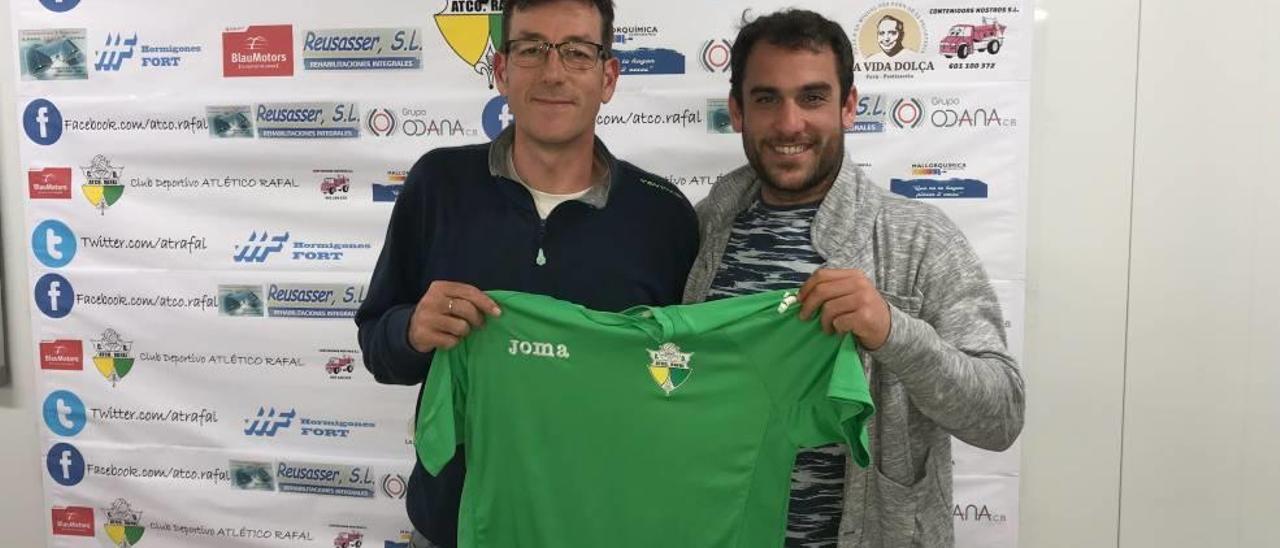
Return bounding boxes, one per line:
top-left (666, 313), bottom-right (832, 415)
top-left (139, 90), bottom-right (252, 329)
top-left (684, 9), bottom-right (1025, 547)
top-left (355, 1), bottom-right (697, 547)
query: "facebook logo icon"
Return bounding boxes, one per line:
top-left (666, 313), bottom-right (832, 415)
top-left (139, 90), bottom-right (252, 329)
top-left (39, 0), bottom-right (81, 12)
top-left (32, 219), bottom-right (76, 268)
top-left (45, 442), bottom-right (85, 486)
top-left (34, 273), bottom-right (75, 319)
top-left (482, 96), bottom-right (514, 140)
top-left (23, 99), bottom-right (63, 145)
top-left (42, 390), bottom-right (86, 437)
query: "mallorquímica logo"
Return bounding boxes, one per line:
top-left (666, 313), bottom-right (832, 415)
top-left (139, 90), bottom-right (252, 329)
top-left (613, 24), bottom-right (685, 75)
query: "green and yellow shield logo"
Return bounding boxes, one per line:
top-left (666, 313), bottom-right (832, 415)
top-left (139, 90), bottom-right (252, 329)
top-left (434, 1), bottom-right (504, 87)
top-left (82, 183), bottom-right (124, 211)
top-left (102, 498), bottom-right (145, 547)
top-left (105, 524), bottom-right (145, 547)
top-left (80, 154), bottom-right (124, 215)
top-left (647, 343), bottom-right (693, 396)
top-left (92, 328), bottom-right (133, 387)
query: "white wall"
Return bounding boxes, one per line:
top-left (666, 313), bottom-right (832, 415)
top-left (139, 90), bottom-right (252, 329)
top-left (1023, 0), bottom-right (1280, 545)
top-left (1, 1), bottom-right (1276, 547)
top-left (1118, 0), bottom-right (1280, 546)
top-left (1018, 0), bottom-right (1137, 545)
top-left (0, 4), bottom-right (48, 548)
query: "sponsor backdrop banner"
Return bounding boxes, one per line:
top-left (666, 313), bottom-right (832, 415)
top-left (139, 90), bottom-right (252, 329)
top-left (13, 0), bottom-right (1028, 546)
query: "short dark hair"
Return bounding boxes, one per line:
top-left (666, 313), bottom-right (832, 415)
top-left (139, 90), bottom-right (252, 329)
top-left (502, 0), bottom-right (615, 56)
top-left (730, 9), bottom-right (855, 107)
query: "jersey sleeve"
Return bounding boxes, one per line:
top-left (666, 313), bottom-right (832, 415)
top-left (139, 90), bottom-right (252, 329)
top-left (789, 336), bottom-right (875, 468)
top-left (414, 339), bottom-right (467, 475)
top-left (826, 337), bottom-right (874, 467)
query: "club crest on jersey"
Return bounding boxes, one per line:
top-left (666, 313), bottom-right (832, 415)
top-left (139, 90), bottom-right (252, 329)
top-left (647, 342), bottom-right (693, 396)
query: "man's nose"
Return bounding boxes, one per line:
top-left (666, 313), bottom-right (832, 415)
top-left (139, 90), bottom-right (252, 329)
top-left (539, 47), bottom-right (568, 83)
top-left (775, 100), bottom-right (805, 135)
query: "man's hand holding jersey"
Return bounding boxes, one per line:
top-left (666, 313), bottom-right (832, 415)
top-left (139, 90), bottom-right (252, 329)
top-left (798, 268), bottom-right (892, 351)
top-left (409, 281), bottom-right (502, 353)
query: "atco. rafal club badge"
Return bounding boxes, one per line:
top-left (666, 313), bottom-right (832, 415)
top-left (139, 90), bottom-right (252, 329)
top-left (647, 342), bottom-right (693, 396)
top-left (102, 498), bottom-right (145, 547)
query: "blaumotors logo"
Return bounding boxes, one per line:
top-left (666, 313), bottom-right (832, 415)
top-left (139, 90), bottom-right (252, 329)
top-left (46, 442), bottom-right (85, 486)
top-left (24, 99), bottom-right (63, 145)
top-left (43, 390), bottom-right (86, 437)
top-left (32, 219), bottom-right (77, 268)
top-left (40, 0), bottom-right (80, 12)
top-left (244, 406), bottom-right (296, 437)
top-left (35, 273), bottom-right (75, 319)
top-left (234, 231), bottom-right (290, 263)
top-left (482, 96), bottom-right (513, 139)
top-left (94, 33), bottom-right (137, 71)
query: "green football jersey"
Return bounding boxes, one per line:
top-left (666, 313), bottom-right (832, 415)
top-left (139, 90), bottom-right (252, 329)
top-left (415, 289), bottom-right (874, 548)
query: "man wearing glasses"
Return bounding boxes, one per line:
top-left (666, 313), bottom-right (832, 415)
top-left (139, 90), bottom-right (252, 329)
top-left (355, 1), bottom-right (698, 547)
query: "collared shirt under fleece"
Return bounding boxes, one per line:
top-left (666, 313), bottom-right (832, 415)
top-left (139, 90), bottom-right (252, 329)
top-left (355, 126), bottom-right (698, 547)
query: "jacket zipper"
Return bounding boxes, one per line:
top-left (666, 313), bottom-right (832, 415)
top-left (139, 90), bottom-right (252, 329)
top-left (535, 218), bottom-right (547, 266)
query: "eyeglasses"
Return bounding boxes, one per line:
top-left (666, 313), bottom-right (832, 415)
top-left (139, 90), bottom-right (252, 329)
top-left (504, 39), bottom-right (607, 71)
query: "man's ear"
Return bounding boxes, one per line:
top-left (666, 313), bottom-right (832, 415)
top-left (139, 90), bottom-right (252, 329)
top-left (494, 50), bottom-right (509, 94)
top-left (841, 85), bottom-right (858, 130)
top-left (600, 56), bottom-right (620, 103)
top-left (729, 94), bottom-right (744, 133)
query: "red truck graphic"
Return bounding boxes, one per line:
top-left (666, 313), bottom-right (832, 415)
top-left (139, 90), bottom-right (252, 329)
top-left (333, 531), bottom-right (363, 548)
top-left (321, 175), bottom-right (350, 195)
top-left (326, 356), bottom-right (355, 375)
top-left (939, 18), bottom-right (1006, 59)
